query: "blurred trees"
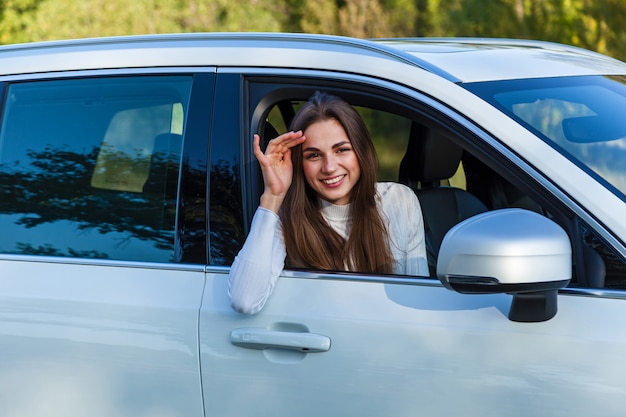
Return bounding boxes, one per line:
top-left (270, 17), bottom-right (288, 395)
top-left (0, 0), bottom-right (625, 60)
top-left (0, 0), bottom-right (284, 43)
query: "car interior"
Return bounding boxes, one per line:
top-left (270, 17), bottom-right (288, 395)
top-left (398, 123), bottom-right (488, 274)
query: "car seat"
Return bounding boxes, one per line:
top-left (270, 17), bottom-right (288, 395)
top-left (399, 123), bottom-right (488, 275)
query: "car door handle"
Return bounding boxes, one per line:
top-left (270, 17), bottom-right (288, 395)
top-left (230, 328), bottom-right (331, 353)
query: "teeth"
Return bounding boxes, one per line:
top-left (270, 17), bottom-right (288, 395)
top-left (322, 175), bottom-right (344, 185)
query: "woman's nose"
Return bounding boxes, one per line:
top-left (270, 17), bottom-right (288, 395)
top-left (321, 155), bottom-right (337, 173)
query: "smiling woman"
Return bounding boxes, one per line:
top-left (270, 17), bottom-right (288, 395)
top-left (227, 91), bottom-right (429, 314)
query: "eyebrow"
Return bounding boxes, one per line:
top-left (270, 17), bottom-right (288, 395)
top-left (302, 141), bottom-right (352, 153)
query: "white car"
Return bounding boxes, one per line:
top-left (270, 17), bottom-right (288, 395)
top-left (0, 33), bottom-right (624, 416)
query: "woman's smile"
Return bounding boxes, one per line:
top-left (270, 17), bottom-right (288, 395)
top-left (321, 174), bottom-right (346, 186)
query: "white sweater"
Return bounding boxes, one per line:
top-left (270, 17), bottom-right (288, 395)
top-left (228, 182), bottom-right (428, 314)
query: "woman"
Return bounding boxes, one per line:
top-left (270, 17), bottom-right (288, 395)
top-left (228, 92), bottom-right (428, 314)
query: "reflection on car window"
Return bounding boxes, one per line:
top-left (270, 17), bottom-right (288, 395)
top-left (465, 76), bottom-right (626, 200)
top-left (0, 76), bottom-right (192, 262)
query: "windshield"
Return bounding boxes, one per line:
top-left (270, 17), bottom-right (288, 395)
top-left (464, 75), bottom-right (626, 201)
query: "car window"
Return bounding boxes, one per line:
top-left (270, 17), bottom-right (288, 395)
top-left (247, 80), bottom-right (626, 289)
top-left (465, 75), bottom-right (626, 202)
top-left (0, 76), bottom-right (192, 262)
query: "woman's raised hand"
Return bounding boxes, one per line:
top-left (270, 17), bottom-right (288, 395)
top-left (254, 131), bottom-right (306, 213)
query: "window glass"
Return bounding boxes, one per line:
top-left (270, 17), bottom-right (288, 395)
top-left (465, 76), bottom-right (626, 201)
top-left (0, 76), bottom-right (192, 262)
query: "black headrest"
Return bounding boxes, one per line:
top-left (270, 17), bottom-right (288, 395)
top-left (399, 123), bottom-right (463, 186)
top-left (262, 121), bottom-right (280, 143)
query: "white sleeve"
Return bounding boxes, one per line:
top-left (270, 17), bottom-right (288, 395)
top-left (380, 183), bottom-right (429, 277)
top-left (228, 207), bottom-right (286, 314)
top-left (402, 191), bottom-right (429, 276)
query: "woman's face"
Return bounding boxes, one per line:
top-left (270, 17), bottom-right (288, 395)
top-left (301, 118), bottom-right (361, 205)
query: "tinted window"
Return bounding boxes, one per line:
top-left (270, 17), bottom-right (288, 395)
top-left (0, 76), bottom-right (192, 262)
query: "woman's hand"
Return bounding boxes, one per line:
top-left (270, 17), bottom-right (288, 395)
top-left (254, 131), bottom-right (306, 213)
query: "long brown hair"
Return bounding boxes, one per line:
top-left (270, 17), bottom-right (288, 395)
top-left (280, 91), bottom-right (394, 273)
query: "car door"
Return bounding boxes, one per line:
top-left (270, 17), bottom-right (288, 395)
top-left (199, 70), bottom-right (626, 417)
top-left (0, 72), bottom-right (213, 416)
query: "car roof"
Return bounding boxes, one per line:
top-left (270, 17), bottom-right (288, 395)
top-left (1, 32), bottom-right (625, 83)
top-left (374, 37), bottom-right (626, 82)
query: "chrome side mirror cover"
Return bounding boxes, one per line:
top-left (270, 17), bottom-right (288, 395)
top-left (437, 209), bottom-right (571, 322)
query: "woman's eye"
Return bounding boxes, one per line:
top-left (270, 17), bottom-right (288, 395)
top-left (305, 153), bottom-right (320, 160)
top-left (337, 147), bottom-right (351, 154)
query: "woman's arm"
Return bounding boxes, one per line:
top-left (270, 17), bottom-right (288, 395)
top-left (228, 132), bottom-right (306, 314)
top-left (228, 207), bottom-right (286, 314)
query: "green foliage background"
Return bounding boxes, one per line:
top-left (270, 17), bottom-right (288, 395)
top-left (1, 0), bottom-right (625, 60)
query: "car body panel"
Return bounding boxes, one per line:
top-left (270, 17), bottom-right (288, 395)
top-left (201, 269), bottom-right (626, 416)
top-left (377, 38), bottom-right (626, 82)
top-left (0, 257), bottom-right (205, 416)
top-left (0, 33), bottom-right (419, 77)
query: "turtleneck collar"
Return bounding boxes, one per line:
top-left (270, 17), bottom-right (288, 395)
top-left (319, 199), bottom-right (352, 221)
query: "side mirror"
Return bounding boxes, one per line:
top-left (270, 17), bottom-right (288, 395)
top-left (437, 209), bottom-right (571, 322)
